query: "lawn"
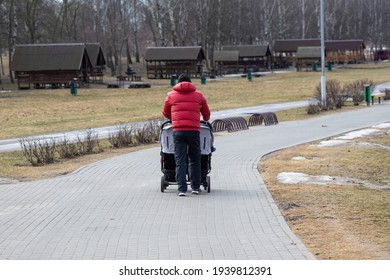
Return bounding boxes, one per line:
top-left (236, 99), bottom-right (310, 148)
top-left (2, 62), bottom-right (390, 140)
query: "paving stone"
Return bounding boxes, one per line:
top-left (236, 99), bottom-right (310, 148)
top-left (0, 102), bottom-right (388, 259)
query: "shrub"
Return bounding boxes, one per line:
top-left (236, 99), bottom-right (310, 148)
top-left (344, 79), bottom-right (374, 105)
top-left (135, 120), bottom-right (161, 145)
top-left (20, 138), bottom-right (57, 166)
top-left (78, 128), bottom-right (101, 154)
top-left (57, 136), bottom-right (80, 158)
top-left (307, 99), bottom-right (322, 114)
top-left (108, 124), bottom-right (135, 148)
top-left (315, 80), bottom-right (336, 110)
top-left (326, 79), bottom-right (344, 109)
top-left (20, 129), bottom-right (101, 165)
top-left (315, 79), bottom-right (372, 110)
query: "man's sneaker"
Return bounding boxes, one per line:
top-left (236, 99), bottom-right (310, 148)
top-left (192, 189), bottom-right (201, 195)
top-left (178, 192), bottom-right (186, 196)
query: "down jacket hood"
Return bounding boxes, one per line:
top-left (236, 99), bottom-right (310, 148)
top-left (172, 81), bottom-right (196, 93)
top-left (162, 81), bottom-right (211, 131)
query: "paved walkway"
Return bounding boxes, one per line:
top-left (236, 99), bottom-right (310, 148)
top-left (0, 102), bottom-right (389, 260)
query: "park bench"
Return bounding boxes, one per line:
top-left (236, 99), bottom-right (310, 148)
top-left (370, 92), bottom-right (385, 105)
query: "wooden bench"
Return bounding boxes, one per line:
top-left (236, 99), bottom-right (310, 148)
top-left (371, 92), bottom-right (385, 105)
top-left (117, 75), bottom-right (128, 81)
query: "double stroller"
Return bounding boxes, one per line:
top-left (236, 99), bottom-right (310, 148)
top-left (160, 120), bottom-right (214, 193)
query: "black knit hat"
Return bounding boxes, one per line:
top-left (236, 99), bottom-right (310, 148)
top-left (178, 73), bottom-right (191, 83)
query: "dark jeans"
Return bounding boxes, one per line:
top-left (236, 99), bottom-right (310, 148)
top-left (173, 130), bottom-right (201, 193)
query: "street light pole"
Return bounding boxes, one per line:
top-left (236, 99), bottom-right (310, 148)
top-left (320, 0), bottom-right (326, 110)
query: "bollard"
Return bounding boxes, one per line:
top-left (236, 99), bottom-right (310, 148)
top-left (364, 84), bottom-right (371, 106)
top-left (201, 75), bottom-right (206, 85)
top-left (247, 71), bottom-right (252, 81)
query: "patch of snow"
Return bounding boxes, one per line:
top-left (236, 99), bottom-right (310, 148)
top-left (357, 142), bottom-right (390, 149)
top-left (277, 172), bottom-right (363, 186)
top-left (373, 123), bottom-right (390, 129)
top-left (0, 177), bottom-right (19, 185)
top-left (336, 129), bottom-right (381, 140)
top-left (292, 156), bottom-right (307, 161)
top-left (318, 139), bottom-right (350, 147)
top-left (277, 172), bottom-right (390, 190)
top-left (317, 139), bottom-right (389, 149)
top-left (277, 172), bottom-right (336, 185)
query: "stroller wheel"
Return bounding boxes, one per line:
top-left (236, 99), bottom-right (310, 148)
top-left (161, 176), bottom-right (167, 192)
top-left (203, 176), bottom-right (211, 193)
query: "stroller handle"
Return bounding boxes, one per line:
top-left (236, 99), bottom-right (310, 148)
top-left (161, 119), bottom-right (212, 129)
top-left (161, 119), bottom-right (172, 129)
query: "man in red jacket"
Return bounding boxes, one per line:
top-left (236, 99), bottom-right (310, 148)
top-left (162, 73), bottom-right (211, 196)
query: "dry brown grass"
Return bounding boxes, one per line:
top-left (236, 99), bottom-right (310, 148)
top-left (0, 139), bottom-right (158, 182)
top-left (2, 62), bottom-right (390, 139)
top-left (259, 125), bottom-right (390, 259)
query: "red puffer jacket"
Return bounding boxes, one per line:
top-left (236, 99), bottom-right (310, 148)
top-left (162, 81), bottom-right (210, 131)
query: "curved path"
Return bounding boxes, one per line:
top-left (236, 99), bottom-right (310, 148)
top-left (0, 102), bottom-right (389, 260)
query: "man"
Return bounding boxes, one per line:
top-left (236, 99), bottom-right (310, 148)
top-left (162, 73), bottom-right (211, 196)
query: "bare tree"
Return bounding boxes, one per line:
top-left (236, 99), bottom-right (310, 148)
top-left (2, 0), bottom-right (390, 83)
top-left (7, 0), bottom-right (16, 83)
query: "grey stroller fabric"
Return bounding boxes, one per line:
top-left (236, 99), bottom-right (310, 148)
top-left (160, 122), bottom-right (214, 155)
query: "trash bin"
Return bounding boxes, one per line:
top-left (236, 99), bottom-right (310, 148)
top-left (69, 79), bottom-right (77, 96)
top-left (170, 74), bottom-right (177, 86)
top-left (364, 84), bottom-right (371, 105)
top-left (312, 63), bottom-right (318, 72)
top-left (247, 71), bottom-right (252, 81)
top-left (327, 61), bottom-right (333, 71)
top-left (201, 75), bottom-right (206, 85)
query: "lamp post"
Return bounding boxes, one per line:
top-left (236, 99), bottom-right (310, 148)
top-left (320, 0), bottom-right (326, 110)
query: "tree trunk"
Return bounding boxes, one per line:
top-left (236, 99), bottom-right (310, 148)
top-left (8, 0), bottom-right (15, 83)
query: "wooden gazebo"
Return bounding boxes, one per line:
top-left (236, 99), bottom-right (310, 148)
top-left (273, 39), bottom-right (366, 65)
top-left (144, 46), bottom-right (205, 79)
top-left (325, 40), bottom-right (366, 64)
top-left (85, 43), bottom-right (106, 83)
top-left (11, 43), bottom-right (93, 89)
top-left (223, 45), bottom-right (272, 72)
top-left (213, 50), bottom-right (240, 75)
top-left (273, 39), bottom-right (320, 67)
top-left (295, 46), bottom-right (321, 71)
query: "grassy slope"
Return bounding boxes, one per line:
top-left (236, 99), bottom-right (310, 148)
top-left (2, 63), bottom-right (390, 139)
